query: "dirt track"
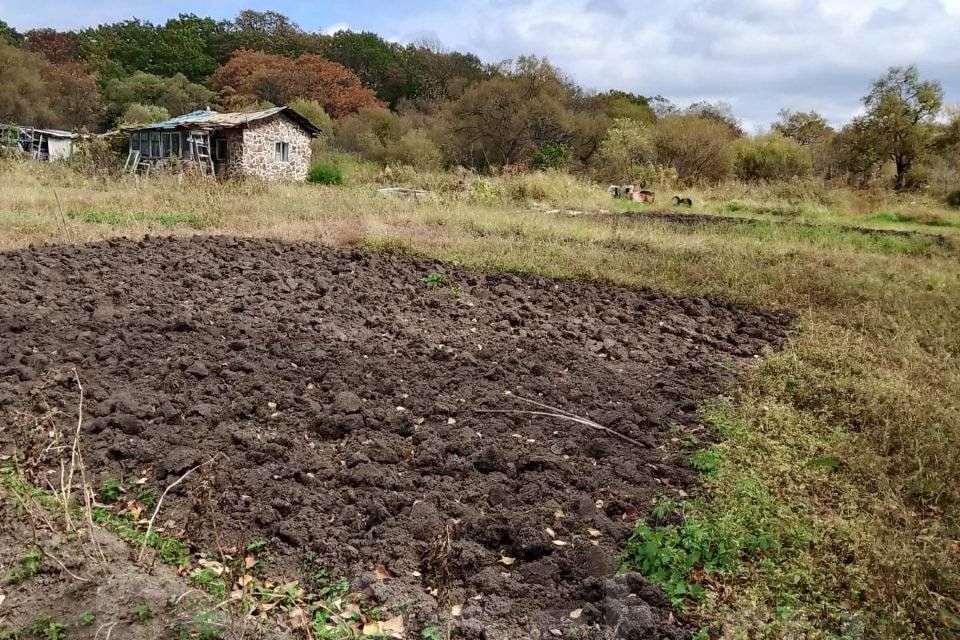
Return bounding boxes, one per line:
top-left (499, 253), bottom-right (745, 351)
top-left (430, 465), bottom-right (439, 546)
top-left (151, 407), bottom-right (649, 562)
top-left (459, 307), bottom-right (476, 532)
top-left (0, 236), bottom-right (791, 638)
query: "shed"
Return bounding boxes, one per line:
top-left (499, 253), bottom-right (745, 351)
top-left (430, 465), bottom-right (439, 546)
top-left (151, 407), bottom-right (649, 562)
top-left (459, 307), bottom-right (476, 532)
top-left (0, 124), bottom-right (80, 161)
top-left (121, 106), bottom-right (322, 181)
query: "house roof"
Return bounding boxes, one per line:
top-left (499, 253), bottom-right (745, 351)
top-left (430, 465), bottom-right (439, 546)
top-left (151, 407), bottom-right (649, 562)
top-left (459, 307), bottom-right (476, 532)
top-left (0, 124), bottom-right (80, 139)
top-left (122, 107), bottom-right (323, 136)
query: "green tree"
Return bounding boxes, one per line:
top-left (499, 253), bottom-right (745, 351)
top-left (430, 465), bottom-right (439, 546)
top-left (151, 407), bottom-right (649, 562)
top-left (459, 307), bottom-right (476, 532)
top-left (322, 31), bottom-right (410, 106)
top-left (220, 10), bottom-right (322, 57)
top-left (78, 16), bottom-right (222, 82)
top-left (104, 72), bottom-right (215, 122)
top-left (0, 20), bottom-right (22, 45)
top-left (592, 90), bottom-right (656, 125)
top-left (772, 109), bottom-right (832, 146)
top-left (859, 65), bottom-right (944, 190)
top-left (591, 118), bottom-right (656, 183)
top-left (289, 99), bottom-right (333, 134)
top-left (118, 103), bottom-right (170, 126)
top-left (733, 134), bottom-right (813, 182)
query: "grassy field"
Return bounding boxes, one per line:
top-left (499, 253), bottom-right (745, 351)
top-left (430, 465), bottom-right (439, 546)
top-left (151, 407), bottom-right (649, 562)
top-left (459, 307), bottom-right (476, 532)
top-left (2, 159), bottom-right (959, 639)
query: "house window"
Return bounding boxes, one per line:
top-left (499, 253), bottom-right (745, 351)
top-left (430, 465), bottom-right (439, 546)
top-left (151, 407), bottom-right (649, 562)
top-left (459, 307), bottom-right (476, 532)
top-left (274, 141), bottom-right (289, 162)
top-left (130, 134), bottom-right (140, 153)
top-left (150, 132), bottom-right (161, 158)
top-left (161, 132), bottom-right (173, 157)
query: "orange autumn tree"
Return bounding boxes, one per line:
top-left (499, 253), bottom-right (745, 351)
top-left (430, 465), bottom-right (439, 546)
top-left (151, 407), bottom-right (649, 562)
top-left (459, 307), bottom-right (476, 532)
top-left (210, 50), bottom-right (383, 118)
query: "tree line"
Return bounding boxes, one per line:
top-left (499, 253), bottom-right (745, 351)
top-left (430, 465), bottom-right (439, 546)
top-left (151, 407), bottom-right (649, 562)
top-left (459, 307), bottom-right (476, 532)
top-left (1, 11), bottom-right (958, 192)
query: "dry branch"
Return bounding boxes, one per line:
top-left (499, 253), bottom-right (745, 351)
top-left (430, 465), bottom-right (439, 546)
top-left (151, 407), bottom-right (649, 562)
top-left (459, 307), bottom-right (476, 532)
top-left (137, 453), bottom-right (222, 565)
top-left (474, 393), bottom-right (649, 448)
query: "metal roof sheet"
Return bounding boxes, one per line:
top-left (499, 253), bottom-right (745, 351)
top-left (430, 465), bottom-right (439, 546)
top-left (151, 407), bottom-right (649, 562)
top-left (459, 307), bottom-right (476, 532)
top-left (121, 107), bottom-right (321, 136)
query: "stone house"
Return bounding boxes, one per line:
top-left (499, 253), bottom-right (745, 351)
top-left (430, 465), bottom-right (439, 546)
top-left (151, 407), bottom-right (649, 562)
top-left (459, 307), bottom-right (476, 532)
top-left (122, 107), bottom-right (322, 181)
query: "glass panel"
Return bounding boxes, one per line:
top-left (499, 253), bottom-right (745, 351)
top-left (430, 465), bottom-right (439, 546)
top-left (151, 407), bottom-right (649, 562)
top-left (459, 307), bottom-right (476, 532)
top-left (161, 133), bottom-right (170, 157)
top-left (151, 133), bottom-right (161, 158)
top-left (130, 133), bottom-right (139, 152)
top-left (172, 133), bottom-right (181, 157)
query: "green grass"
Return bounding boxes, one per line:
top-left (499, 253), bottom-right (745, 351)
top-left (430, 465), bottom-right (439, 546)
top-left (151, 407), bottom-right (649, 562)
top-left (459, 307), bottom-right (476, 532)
top-left (91, 506), bottom-right (189, 566)
top-left (3, 546), bottom-right (42, 585)
top-left (68, 209), bottom-right (206, 228)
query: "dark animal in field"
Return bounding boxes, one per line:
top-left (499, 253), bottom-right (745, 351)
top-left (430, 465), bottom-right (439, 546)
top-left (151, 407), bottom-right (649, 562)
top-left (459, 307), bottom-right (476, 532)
top-left (673, 196), bottom-right (694, 207)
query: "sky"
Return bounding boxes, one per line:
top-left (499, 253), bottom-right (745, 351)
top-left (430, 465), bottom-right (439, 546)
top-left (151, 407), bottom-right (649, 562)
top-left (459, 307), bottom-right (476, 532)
top-left (4, 0), bottom-right (960, 130)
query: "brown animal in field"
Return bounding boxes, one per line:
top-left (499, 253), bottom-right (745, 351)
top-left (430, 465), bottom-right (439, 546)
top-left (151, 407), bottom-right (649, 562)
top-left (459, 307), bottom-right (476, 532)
top-left (632, 189), bottom-right (655, 204)
top-left (673, 195), bottom-right (693, 207)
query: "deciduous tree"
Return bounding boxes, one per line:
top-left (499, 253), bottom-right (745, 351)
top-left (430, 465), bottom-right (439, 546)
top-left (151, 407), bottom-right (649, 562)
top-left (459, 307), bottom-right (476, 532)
top-left (0, 41), bottom-right (54, 126)
top-left (210, 50), bottom-right (382, 118)
top-left (859, 65), bottom-right (943, 190)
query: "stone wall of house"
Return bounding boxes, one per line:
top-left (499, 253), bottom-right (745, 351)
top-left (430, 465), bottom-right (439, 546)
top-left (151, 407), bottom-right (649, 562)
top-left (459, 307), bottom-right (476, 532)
top-left (240, 115), bottom-right (311, 181)
top-left (221, 128), bottom-right (245, 178)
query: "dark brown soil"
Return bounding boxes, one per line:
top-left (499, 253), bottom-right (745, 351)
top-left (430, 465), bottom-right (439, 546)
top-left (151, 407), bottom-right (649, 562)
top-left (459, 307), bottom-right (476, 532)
top-left (0, 236), bottom-right (792, 639)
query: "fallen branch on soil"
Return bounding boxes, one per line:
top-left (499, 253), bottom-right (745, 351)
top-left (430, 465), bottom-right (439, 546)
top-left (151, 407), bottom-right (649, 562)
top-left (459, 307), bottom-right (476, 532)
top-left (474, 393), bottom-right (648, 448)
top-left (137, 453), bottom-right (223, 565)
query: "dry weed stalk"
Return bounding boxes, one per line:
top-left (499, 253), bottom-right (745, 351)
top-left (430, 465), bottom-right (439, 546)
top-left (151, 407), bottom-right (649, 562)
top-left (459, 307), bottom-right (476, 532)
top-left (137, 453), bottom-right (223, 565)
top-left (475, 392), bottom-right (649, 448)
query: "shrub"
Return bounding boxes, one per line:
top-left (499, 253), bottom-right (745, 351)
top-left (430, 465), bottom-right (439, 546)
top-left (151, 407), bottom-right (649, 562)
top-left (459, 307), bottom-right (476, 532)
top-left (334, 108), bottom-right (443, 170)
top-left (289, 99), bottom-right (333, 134)
top-left (308, 162), bottom-right (344, 185)
top-left (945, 189), bottom-right (960, 208)
top-left (734, 134), bottom-right (813, 182)
top-left (117, 103), bottom-right (169, 127)
top-left (653, 115), bottom-right (736, 184)
top-left (591, 118), bottom-right (656, 184)
top-left (531, 142), bottom-right (570, 170)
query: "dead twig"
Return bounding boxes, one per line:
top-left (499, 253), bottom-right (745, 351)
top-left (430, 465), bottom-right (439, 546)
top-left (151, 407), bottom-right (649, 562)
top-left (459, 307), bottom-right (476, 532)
top-left (474, 393), bottom-right (648, 448)
top-left (52, 189), bottom-right (72, 242)
top-left (137, 453), bottom-right (222, 565)
top-left (39, 545), bottom-right (91, 583)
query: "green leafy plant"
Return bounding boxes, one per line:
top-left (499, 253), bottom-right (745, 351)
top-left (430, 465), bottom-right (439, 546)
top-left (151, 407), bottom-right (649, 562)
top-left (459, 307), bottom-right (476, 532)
top-left (189, 567), bottom-right (228, 600)
top-left (531, 142), bottom-right (569, 170)
top-left (308, 162), bottom-right (345, 185)
top-left (421, 627), bottom-right (443, 640)
top-left (422, 272), bottom-right (446, 289)
top-left (135, 603), bottom-right (153, 624)
top-left (691, 446), bottom-right (725, 475)
top-left (29, 617), bottom-right (65, 640)
top-left (77, 611), bottom-right (95, 627)
top-left (99, 478), bottom-right (123, 504)
top-left (3, 547), bottom-right (41, 585)
top-left (92, 507), bottom-right (189, 566)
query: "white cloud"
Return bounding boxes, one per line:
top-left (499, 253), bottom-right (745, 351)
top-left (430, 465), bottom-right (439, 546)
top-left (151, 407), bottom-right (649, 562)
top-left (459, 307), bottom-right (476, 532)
top-left (390, 0), bottom-right (960, 127)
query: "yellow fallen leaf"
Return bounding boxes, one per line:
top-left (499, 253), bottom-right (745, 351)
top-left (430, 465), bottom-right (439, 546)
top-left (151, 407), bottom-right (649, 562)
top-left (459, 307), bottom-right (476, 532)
top-left (373, 563), bottom-right (392, 580)
top-left (499, 555), bottom-right (516, 566)
top-left (382, 616), bottom-right (405, 634)
top-left (244, 556), bottom-right (257, 569)
top-left (363, 617), bottom-right (405, 637)
top-left (587, 528), bottom-right (601, 537)
top-left (552, 540), bottom-right (569, 546)
top-left (451, 604), bottom-right (462, 617)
